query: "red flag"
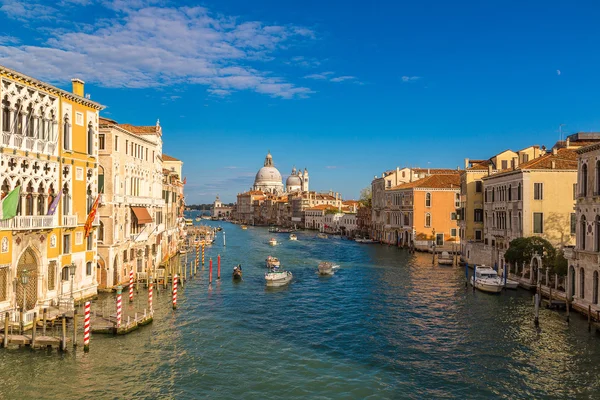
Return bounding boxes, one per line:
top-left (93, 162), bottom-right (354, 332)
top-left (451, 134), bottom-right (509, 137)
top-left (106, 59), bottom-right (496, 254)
top-left (183, 177), bottom-right (187, 184)
top-left (84, 194), bottom-right (101, 238)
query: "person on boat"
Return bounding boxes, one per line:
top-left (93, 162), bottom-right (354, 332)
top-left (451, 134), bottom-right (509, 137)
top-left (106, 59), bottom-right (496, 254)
top-left (237, 264), bottom-right (242, 271)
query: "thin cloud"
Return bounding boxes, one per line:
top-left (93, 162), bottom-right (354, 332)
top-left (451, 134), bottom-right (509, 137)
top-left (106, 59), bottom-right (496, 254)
top-left (0, 1), bottom-right (316, 99)
top-left (304, 71), bottom-right (334, 80)
top-left (401, 76), bottom-right (420, 83)
top-left (330, 75), bottom-right (355, 83)
top-left (556, 69), bottom-right (561, 76)
top-left (325, 165), bottom-right (341, 169)
top-left (288, 56), bottom-right (321, 68)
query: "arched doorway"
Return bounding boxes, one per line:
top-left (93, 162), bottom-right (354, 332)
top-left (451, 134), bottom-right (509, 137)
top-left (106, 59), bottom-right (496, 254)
top-left (593, 270), bottom-right (599, 305)
top-left (97, 257), bottom-right (107, 289)
top-left (16, 248), bottom-right (38, 311)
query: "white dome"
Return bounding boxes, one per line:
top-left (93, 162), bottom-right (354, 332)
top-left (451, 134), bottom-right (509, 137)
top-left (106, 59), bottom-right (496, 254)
top-left (286, 174), bottom-right (302, 187)
top-left (255, 166), bottom-right (282, 184)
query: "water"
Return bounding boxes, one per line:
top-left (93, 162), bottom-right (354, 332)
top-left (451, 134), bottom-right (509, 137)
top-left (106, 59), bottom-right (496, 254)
top-left (2, 220), bottom-right (600, 399)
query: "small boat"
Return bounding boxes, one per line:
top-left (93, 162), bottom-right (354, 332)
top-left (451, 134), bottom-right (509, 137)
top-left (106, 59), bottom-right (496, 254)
top-left (470, 266), bottom-right (503, 293)
top-left (266, 256), bottom-right (280, 268)
top-left (437, 251), bottom-right (454, 266)
top-left (265, 267), bottom-right (293, 287)
top-left (195, 217), bottom-right (201, 222)
top-left (504, 278), bottom-right (519, 290)
top-left (317, 233), bottom-right (327, 239)
top-left (217, 227), bottom-right (222, 231)
top-left (241, 225), bottom-right (248, 230)
top-left (201, 215), bottom-right (211, 220)
top-left (355, 237), bottom-right (376, 243)
top-left (268, 227), bottom-right (280, 233)
top-left (277, 228), bottom-right (293, 234)
top-left (269, 238), bottom-right (278, 246)
top-left (233, 265), bottom-right (243, 280)
top-left (289, 234), bottom-right (297, 241)
top-left (318, 261), bottom-right (335, 276)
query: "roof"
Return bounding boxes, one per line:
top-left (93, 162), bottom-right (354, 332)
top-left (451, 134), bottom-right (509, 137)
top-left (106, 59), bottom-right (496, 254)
top-left (517, 148), bottom-right (577, 170)
top-left (306, 204), bottom-right (338, 211)
top-left (343, 200), bottom-right (359, 205)
top-left (466, 159), bottom-right (493, 171)
top-left (162, 154), bottom-right (180, 162)
top-left (391, 173), bottom-right (460, 190)
top-left (117, 123), bottom-right (159, 135)
top-left (99, 117), bottom-right (117, 125)
top-left (412, 168), bottom-right (460, 174)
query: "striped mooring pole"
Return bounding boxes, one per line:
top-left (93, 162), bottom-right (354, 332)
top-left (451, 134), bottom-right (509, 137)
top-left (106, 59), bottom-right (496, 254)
top-left (148, 276), bottom-right (153, 314)
top-left (116, 286), bottom-right (123, 329)
top-left (83, 301), bottom-right (91, 352)
top-left (172, 274), bottom-right (178, 310)
top-left (209, 258), bottom-right (213, 284)
top-left (217, 254), bottom-right (221, 280)
top-left (202, 243), bottom-right (205, 266)
top-left (129, 269), bottom-right (134, 303)
top-left (195, 242), bottom-right (200, 272)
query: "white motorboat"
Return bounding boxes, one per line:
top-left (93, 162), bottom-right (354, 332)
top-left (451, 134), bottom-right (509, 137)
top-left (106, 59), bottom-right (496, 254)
top-left (355, 237), bottom-right (376, 244)
top-left (504, 279), bottom-right (519, 290)
top-left (470, 266), bottom-right (503, 293)
top-left (265, 269), bottom-right (293, 287)
top-left (318, 261), bottom-right (335, 276)
top-left (269, 237), bottom-right (278, 246)
top-left (289, 234), bottom-right (298, 241)
top-left (437, 251), bottom-right (454, 266)
top-left (317, 233), bottom-right (328, 239)
top-left (266, 256), bottom-right (280, 269)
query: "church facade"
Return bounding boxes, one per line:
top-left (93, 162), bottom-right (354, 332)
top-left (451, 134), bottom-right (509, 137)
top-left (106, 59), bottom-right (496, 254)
top-left (251, 152), bottom-right (309, 194)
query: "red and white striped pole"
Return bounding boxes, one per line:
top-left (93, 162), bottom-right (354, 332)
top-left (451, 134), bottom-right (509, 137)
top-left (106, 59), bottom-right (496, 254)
top-left (195, 242), bottom-right (199, 272)
top-left (116, 286), bottom-right (123, 329)
top-left (129, 269), bottom-right (134, 303)
top-left (202, 243), bottom-right (205, 266)
top-left (217, 254), bottom-right (221, 280)
top-left (209, 258), bottom-right (213, 284)
top-left (83, 301), bottom-right (91, 352)
top-left (172, 274), bottom-right (178, 310)
top-left (148, 275), bottom-right (153, 315)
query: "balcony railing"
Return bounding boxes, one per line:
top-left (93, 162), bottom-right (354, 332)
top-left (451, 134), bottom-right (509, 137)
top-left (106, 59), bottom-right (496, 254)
top-left (1, 132), bottom-right (58, 156)
top-left (0, 215), bottom-right (56, 230)
top-left (62, 214), bottom-right (77, 227)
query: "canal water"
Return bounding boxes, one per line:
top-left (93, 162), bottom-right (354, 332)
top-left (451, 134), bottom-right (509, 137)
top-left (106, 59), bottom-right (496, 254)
top-left (2, 219), bottom-right (600, 399)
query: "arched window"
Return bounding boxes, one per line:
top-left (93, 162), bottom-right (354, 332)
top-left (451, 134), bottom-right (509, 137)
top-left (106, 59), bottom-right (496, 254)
top-left (492, 188), bottom-right (495, 202)
top-left (87, 122), bottom-right (94, 155)
top-left (425, 213), bottom-right (431, 227)
top-left (518, 212), bottom-right (522, 231)
top-left (425, 193), bottom-right (431, 207)
top-left (62, 183), bottom-right (70, 216)
top-left (63, 115), bottom-right (70, 150)
top-left (517, 183), bottom-right (522, 200)
top-left (86, 262), bottom-right (92, 276)
top-left (596, 161), bottom-right (600, 195)
top-left (61, 266), bottom-right (70, 281)
top-left (582, 163), bottom-right (588, 197)
top-left (594, 271), bottom-right (599, 305)
top-left (49, 110), bottom-right (56, 142)
top-left (1, 96), bottom-right (10, 132)
top-left (596, 216), bottom-right (600, 252)
top-left (16, 100), bottom-right (23, 135)
top-left (581, 215), bottom-right (587, 251)
top-left (26, 103), bottom-right (35, 137)
top-left (25, 182), bottom-right (34, 216)
top-left (580, 267), bottom-right (586, 299)
top-left (508, 184), bottom-right (512, 201)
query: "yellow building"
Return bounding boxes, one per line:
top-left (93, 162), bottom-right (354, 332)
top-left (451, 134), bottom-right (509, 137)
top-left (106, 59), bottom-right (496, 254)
top-left (0, 65), bottom-right (103, 317)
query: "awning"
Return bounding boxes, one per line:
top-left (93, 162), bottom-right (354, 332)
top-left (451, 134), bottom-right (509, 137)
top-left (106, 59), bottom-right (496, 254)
top-left (131, 206), bottom-right (153, 224)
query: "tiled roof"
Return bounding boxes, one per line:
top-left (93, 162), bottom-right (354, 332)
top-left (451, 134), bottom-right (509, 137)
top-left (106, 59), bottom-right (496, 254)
top-left (343, 200), bottom-right (359, 205)
top-left (117, 123), bottom-right (159, 135)
top-left (307, 204), bottom-right (338, 211)
top-left (391, 173), bottom-right (461, 190)
top-left (467, 160), bottom-right (493, 171)
top-left (412, 168), bottom-right (460, 174)
top-left (517, 148), bottom-right (577, 170)
top-left (99, 117), bottom-right (117, 125)
top-left (162, 154), bottom-right (180, 162)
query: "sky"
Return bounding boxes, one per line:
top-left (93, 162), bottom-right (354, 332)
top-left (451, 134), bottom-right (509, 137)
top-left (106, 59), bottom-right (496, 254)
top-left (1, 0), bottom-right (600, 203)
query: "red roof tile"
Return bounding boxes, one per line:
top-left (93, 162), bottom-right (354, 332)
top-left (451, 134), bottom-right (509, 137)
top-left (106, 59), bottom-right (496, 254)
top-left (391, 174), bottom-right (460, 190)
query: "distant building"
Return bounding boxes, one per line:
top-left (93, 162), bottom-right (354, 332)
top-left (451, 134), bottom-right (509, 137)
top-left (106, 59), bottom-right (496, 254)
top-left (211, 195), bottom-right (233, 219)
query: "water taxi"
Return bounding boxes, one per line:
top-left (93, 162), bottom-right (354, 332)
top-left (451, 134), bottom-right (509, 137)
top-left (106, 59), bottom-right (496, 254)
top-left (241, 225), bottom-right (248, 230)
top-left (318, 261), bottom-right (335, 276)
top-left (269, 237), bottom-right (278, 246)
top-left (289, 234), bottom-right (297, 241)
top-left (470, 266), bottom-right (503, 293)
top-left (355, 237), bottom-right (376, 244)
top-left (265, 266), bottom-right (293, 287)
top-left (266, 256), bottom-right (280, 268)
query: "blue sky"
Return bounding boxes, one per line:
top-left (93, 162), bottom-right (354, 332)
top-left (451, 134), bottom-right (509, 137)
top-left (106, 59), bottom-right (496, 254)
top-left (1, 0), bottom-right (600, 203)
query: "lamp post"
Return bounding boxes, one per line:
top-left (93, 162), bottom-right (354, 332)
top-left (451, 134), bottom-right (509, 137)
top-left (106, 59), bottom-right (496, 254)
top-left (20, 269), bottom-right (29, 312)
top-left (69, 262), bottom-right (76, 309)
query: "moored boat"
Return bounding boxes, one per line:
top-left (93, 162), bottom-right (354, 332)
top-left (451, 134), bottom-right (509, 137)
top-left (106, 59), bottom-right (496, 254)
top-left (217, 226), bottom-right (222, 231)
top-left (437, 251), bottom-right (454, 266)
top-left (266, 256), bottom-right (280, 268)
top-left (317, 233), bottom-right (327, 239)
top-left (470, 266), bottom-right (503, 293)
top-left (233, 265), bottom-right (243, 280)
top-left (289, 234), bottom-right (297, 241)
top-left (355, 237), bottom-right (376, 243)
top-left (195, 217), bottom-right (201, 222)
top-left (184, 218), bottom-right (193, 226)
top-left (269, 237), bottom-right (278, 246)
top-left (504, 278), bottom-right (519, 290)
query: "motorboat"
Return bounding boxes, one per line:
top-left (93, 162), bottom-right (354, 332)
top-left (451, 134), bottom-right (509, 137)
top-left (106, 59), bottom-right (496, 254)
top-left (317, 233), bottom-right (328, 239)
top-left (438, 251), bottom-right (454, 266)
top-left (266, 256), bottom-right (280, 268)
top-left (195, 217), bottom-right (201, 222)
top-left (317, 261), bottom-right (336, 276)
top-left (269, 238), bottom-right (278, 246)
top-left (265, 267), bottom-right (293, 287)
top-left (241, 225), bottom-right (248, 230)
top-left (232, 265), bottom-right (242, 280)
top-left (355, 237), bottom-right (376, 244)
top-left (289, 234), bottom-right (298, 241)
top-left (217, 226), bottom-right (222, 231)
top-left (470, 266), bottom-right (503, 293)
top-left (504, 278), bottom-right (519, 290)
top-left (268, 227), bottom-right (280, 233)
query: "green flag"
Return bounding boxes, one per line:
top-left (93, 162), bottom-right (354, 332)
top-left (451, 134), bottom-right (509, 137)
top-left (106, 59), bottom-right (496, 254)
top-left (0, 186), bottom-right (20, 220)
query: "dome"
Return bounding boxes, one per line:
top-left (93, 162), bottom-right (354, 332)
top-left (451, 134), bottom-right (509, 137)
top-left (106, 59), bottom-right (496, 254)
top-left (286, 174), bottom-right (302, 187)
top-left (255, 166), bottom-right (282, 184)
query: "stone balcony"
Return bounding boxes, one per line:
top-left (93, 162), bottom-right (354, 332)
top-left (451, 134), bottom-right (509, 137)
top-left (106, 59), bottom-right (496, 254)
top-left (0, 215), bottom-right (56, 230)
top-left (62, 215), bottom-right (77, 228)
top-left (1, 132), bottom-right (58, 156)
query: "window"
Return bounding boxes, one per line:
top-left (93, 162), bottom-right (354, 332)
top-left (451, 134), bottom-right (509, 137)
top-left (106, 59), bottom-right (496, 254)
top-left (0, 265), bottom-right (7, 301)
top-left (76, 112), bottom-right (84, 126)
top-left (582, 163), bottom-right (589, 196)
top-left (508, 211), bottom-right (512, 229)
top-left (573, 183), bottom-right (577, 200)
top-left (1, 96), bottom-right (10, 132)
top-left (451, 212), bottom-right (457, 220)
top-left (98, 221), bottom-right (104, 242)
top-left (115, 136), bottom-right (119, 152)
top-left (451, 228), bottom-right (457, 237)
top-left (425, 213), bottom-right (431, 227)
top-left (125, 140), bottom-right (128, 155)
top-left (508, 184), bottom-right (512, 201)
top-left (596, 161), bottom-right (600, 195)
top-left (491, 188), bottom-right (495, 202)
top-left (580, 268), bottom-right (586, 299)
top-left (474, 209), bottom-right (483, 222)
top-left (48, 261), bottom-right (56, 291)
top-left (475, 230), bottom-right (482, 241)
top-left (436, 233), bottom-right (444, 246)
top-left (455, 193), bottom-right (460, 208)
top-left (533, 213), bottom-right (543, 233)
top-left (570, 213), bottom-right (576, 235)
top-left (87, 233), bottom-right (93, 251)
top-left (61, 267), bottom-right (70, 281)
top-left (518, 212), bottom-right (522, 231)
top-left (425, 193), bottom-right (431, 207)
top-left (517, 183), bottom-right (522, 200)
top-left (484, 189), bottom-right (488, 202)
top-left (87, 122), bottom-right (94, 155)
top-left (522, 154), bottom-right (529, 163)
top-left (475, 181), bottom-right (482, 193)
top-left (99, 134), bottom-right (105, 150)
top-left (501, 160), bottom-right (508, 170)
top-left (63, 234), bottom-right (71, 254)
top-left (63, 115), bottom-right (71, 151)
top-left (123, 250), bottom-right (128, 262)
top-left (86, 262), bottom-right (92, 276)
top-left (594, 271), bottom-right (599, 305)
top-left (581, 216), bottom-right (587, 250)
top-left (534, 183), bottom-right (543, 200)
top-left (596, 215), bottom-right (600, 252)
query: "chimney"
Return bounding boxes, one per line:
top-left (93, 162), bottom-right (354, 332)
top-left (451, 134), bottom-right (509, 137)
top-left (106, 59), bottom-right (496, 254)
top-left (410, 169), bottom-right (414, 182)
top-left (566, 137), bottom-right (570, 148)
top-left (551, 160), bottom-right (556, 169)
top-left (488, 164), bottom-right (492, 176)
top-left (552, 147), bottom-right (558, 155)
top-left (464, 158), bottom-right (470, 169)
top-left (71, 78), bottom-right (85, 97)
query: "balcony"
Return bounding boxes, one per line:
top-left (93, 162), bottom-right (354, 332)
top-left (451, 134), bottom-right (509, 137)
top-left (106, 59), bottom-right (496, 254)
top-left (112, 194), bottom-right (124, 204)
top-left (0, 215), bottom-right (56, 230)
top-left (62, 215), bottom-right (77, 228)
top-left (1, 132), bottom-right (58, 156)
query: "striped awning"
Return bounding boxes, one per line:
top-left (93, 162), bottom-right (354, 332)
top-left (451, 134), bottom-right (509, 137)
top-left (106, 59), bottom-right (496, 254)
top-left (131, 206), bottom-right (153, 224)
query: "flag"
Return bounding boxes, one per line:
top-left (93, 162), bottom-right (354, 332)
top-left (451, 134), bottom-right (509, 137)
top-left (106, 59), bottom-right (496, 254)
top-left (47, 190), bottom-right (62, 216)
top-left (183, 177), bottom-right (187, 185)
top-left (0, 186), bottom-right (20, 220)
top-left (84, 194), bottom-right (101, 238)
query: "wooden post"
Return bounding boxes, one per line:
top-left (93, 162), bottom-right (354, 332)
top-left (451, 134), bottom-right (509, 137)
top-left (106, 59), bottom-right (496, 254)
top-left (73, 309), bottom-right (77, 347)
top-left (19, 309), bottom-right (24, 335)
top-left (534, 294), bottom-right (539, 326)
top-left (42, 308), bottom-right (47, 336)
top-left (566, 299), bottom-right (570, 323)
top-left (61, 315), bottom-right (67, 351)
top-left (549, 287), bottom-right (552, 308)
top-left (589, 305), bottom-right (592, 331)
top-left (3, 312), bottom-right (9, 348)
top-left (31, 312), bottom-right (37, 347)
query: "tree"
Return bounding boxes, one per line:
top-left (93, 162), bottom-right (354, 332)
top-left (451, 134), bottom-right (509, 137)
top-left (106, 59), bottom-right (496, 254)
top-left (359, 186), bottom-right (372, 207)
top-left (504, 236), bottom-right (556, 269)
top-left (552, 249), bottom-right (568, 277)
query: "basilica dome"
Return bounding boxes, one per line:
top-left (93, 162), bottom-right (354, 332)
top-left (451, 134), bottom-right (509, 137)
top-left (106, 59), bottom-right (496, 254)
top-left (256, 166), bottom-right (282, 184)
top-left (253, 152), bottom-right (284, 194)
top-left (286, 174), bottom-right (302, 187)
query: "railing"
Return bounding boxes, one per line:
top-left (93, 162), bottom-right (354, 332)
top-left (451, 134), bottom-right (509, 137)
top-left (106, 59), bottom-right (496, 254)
top-left (63, 214), bottom-right (77, 227)
top-left (36, 140), bottom-right (45, 152)
top-left (130, 231), bottom-right (148, 242)
top-left (13, 134), bottom-right (23, 148)
top-left (25, 137), bottom-right (34, 151)
top-left (113, 194), bottom-right (124, 204)
top-left (0, 133), bottom-right (58, 156)
top-left (1, 132), bottom-right (9, 146)
top-left (0, 215), bottom-right (56, 230)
